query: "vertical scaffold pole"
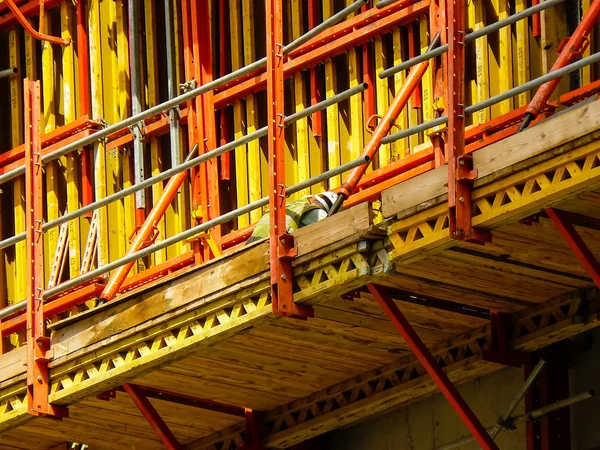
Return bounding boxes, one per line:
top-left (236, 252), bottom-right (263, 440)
top-left (447, 0), bottom-right (490, 244)
top-left (24, 79), bottom-right (67, 419)
top-left (266, 0), bottom-right (312, 319)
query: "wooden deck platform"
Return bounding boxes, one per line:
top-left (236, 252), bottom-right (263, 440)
top-left (1, 100), bottom-right (600, 449)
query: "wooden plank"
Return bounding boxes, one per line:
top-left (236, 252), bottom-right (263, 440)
top-left (474, 100), bottom-right (600, 182)
top-left (50, 243), bottom-right (270, 360)
top-left (381, 166), bottom-right (447, 218)
top-left (294, 202), bottom-right (372, 256)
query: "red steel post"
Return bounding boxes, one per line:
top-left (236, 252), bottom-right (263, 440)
top-left (546, 208), bottom-right (600, 288)
top-left (266, 0), bottom-right (311, 319)
top-left (24, 79), bottom-right (67, 419)
top-left (123, 383), bottom-right (182, 450)
top-left (245, 408), bottom-right (263, 450)
top-left (367, 283), bottom-right (499, 450)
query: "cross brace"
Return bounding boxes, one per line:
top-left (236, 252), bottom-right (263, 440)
top-left (367, 283), bottom-right (499, 450)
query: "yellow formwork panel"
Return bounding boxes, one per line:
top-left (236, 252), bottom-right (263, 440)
top-left (419, 16), bottom-right (434, 128)
top-left (90, 0), bottom-right (109, 270)
top-left (489, 0), bottom-right (513, 117)
top-left (514, 0), bottom-right (530, 107)
top-left (61, 1), bottom-right (82, 280)
top-left (323, 0), bottom-right (341, 188)
top-left (241, 0), bottom-right (263, 223)
top-left (229, 0), bottom-right (250, 227)
top-left (392, 27), bottom-right (408, 160)
top-left (8, 29), bottom-right (23, 308)
top-left (469, 0), bottom-right (490, 124)
top-left (144, 0), bottom-right (167, 266)
top-left (374, 35), bottom-right (390, 167)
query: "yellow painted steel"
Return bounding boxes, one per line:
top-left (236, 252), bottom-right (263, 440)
top-left (60, 1), bottom-right (82, 281)
top-left (241, 0), bottom-right (262, 223)
top-left (229, 0), bottom-right (250, 227)
top-left (514, 0), bottom-right (530, 107)
top-left (419, 17), bottom-right (434, 127)
top-left (540, 4), bottom-right (569, 101)
top-left (90, 0), bottom-right (109, 270)
top-left (8, 29), bottom-right (22, 309)
top-left (143, 0), bottom-right (166, 266)
top-left (323, 0), bottom-right (341, 187)
top-left (170, 0), bottom-right (189, 257)
top-left (291, 0), bottom-right (309, 197)
top-left (41, 12), bottom-right (61, 287)
top-left (392, 28), bottom-right (408, 160)
top-left (374, 35), bottom-right (390, 167)
top-left (347, 0), bottom-right (364, 170)
top-left (489, 0), bottom-right (513, 117)
top-left (469, 0), bottom-right (490, 124)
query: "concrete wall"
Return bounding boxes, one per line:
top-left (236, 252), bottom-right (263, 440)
top-left (324, 328), bottom-right (600, 450)
top-left (325, 367), bottom-right (526, 450)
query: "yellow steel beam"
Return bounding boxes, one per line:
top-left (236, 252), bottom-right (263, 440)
top-left (229, 0), bottom-right (250, 227)
top-left (514, 0), bottom-right (530, 107)
top-left (392, 27), bottom-right (408, 160)
top-left (374, 35), bottom-right (390, 167)
top-left (323, 0), bottom-right (341, 187)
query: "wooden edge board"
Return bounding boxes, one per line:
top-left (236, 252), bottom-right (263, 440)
top-left (382, 98), bottom-right (600, 220)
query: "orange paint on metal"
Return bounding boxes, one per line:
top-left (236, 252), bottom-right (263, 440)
top-left (4, 0), bottom-right (69, 45)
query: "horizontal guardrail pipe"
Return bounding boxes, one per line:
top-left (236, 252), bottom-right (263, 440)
top-left (383, 49), bottom-right (600, 144)
top-left (0, 0), bottom-right (366, 186)
top-left (379, 0), bottom-right (565, 78)
top-left (0, 67), bottom-right (17, 79)
top-left (0, 155), bottom-right (370, 318)
top-left (0, 84), bottom-right (367, 252)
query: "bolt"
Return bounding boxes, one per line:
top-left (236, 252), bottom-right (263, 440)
top-left (281, 239), bottom-right (286, 244)
top-left (459, 160), bottom-right (465, 166)
top-left (36, 375), bottom-right (42, 382)
top-left (281, 274), bottom-right (286, 280)
top-left (459, 197), bottom-right (465, 203)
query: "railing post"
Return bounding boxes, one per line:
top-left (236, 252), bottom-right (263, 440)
top-left (24, 79), bottom-right (67, 419)
top-left (446, 0), bottom-right (490, 244)
top-left (266, 0), bottom-right (312, 319)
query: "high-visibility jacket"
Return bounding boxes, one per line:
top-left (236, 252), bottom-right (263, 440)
top-left (246, 196), bottom-right (325, 244)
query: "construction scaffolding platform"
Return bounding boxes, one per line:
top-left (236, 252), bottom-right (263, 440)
top-left (0, 0), bottom-right (599, 448)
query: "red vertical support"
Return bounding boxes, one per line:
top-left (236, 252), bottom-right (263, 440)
top-left (408, 23), bottom-right (422, 108)
top-left (446, 0), bottom-right (489, 243)
top-left (367, 284), bottom-right (499, 450)
top-left (307, 0), bottom-right (322, 137)
top-left (76, 0), bottom-right (92, 214)
top-left (266, 0), bottom-right (312, 319)
top-left (362, 3), bottom-right (375, 124)
top-left (24, 79), bottom-right (67, 419)
top-left (123, 383), bottom-right (182, 450)
top-left (219, 0), bottom-right (231, 181)
top-left (244, 408), bottom-right (262, 450)
top-left (546, 208), bottom-right (600, 288)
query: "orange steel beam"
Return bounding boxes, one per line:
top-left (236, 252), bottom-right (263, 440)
top-left (24, 79), bottom-right (68, 419)
top-left (332, 54), bottom-right (434, 213)
top-left (123, 383), bottom-right (182, 450)
top-left (546, 208), bottom-right (600, 288)
top-left (0, 0), bottom-right (60, 28)
top-left (368, 284), bottom-right (499, 450)
top-left (213, 0), bottom-right (429, 109)
top-left (99, 150), bottom-right (196, 303)
top-left (4, 0), bottom-right (69, 45)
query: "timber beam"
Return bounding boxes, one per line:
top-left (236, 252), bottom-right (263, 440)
top-left (188, 288), bottom-right (599, 449)
top-left (0, 205), bottom-right (389, 434)
top-left (386, 100), bottom-right (600, 264)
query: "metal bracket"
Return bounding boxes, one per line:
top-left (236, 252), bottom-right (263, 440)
top-left (179, 79), bottom-right (197, 93)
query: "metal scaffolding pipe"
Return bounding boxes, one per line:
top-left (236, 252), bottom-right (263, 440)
top-left (489, 359), bottom-right (547, 440)
top-left (0, 0), bottom-right (365, 186)
top-left (379, 0), bottom-right (565, 78)
top-left (129, 0), bottom-right (145, 210)
top-left (0, 84), bottom-right (367, 252)
top-left (0, 67), bottom-right (17, 79)
top-left (164, 0), bottom-right (181, 169)
top-left (383, 50), bottom-right (600, 144)
top-left (436, 390), bottom-right (594, 450)
top-left (40, 155), bottom-right (369, 301)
